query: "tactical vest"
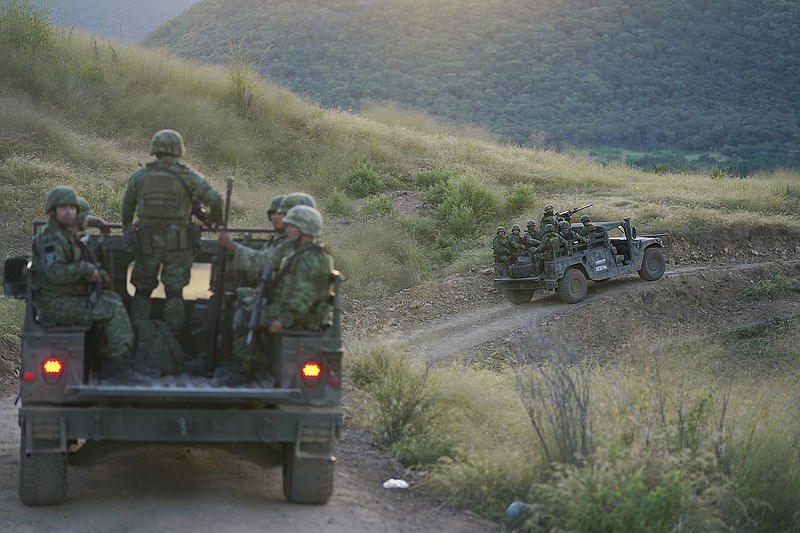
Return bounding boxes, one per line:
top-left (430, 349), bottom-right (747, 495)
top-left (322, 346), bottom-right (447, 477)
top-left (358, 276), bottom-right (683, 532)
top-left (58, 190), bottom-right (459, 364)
top-left (137, 162), bottom-right (193, 222)
top-left (275, 243), bottom-right (336, 329)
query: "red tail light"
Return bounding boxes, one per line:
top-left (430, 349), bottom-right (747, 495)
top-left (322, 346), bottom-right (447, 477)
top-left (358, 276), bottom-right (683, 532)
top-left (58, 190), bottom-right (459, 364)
top-left (300, 361), bottom-right (322, 386)
top-left (41, 357), bottom-right (64, 384)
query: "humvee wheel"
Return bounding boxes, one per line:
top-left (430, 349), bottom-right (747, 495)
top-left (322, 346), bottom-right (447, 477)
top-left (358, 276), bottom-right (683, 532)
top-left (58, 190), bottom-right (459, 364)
top-left (18, 429), bottom-right (67, 505)
top-left (558, 268), bottom-right (587, 304)
top-left (283, 440), bottom-right (335, 504)
top-left (505, 289), bottom-right (534, 305)
top-left (638, 247), bottom-right (666, 281)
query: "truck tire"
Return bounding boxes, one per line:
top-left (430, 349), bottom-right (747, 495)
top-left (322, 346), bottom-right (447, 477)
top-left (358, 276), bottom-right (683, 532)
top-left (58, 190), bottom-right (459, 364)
top-left (505, 289), bottom-right (534, 305)
top-left (283, 441), bottom-right (335, 504)
top-left (18, 430), bottom-right (67, 506)
top-left (558, 268), bottom-right (587, 304)
top-left (638, 247), bottom-right (666, 281)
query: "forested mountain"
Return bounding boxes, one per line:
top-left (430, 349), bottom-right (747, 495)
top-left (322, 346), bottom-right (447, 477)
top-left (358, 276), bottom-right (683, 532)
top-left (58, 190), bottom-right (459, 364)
top-left (34, 0), bottom-right (198, 41)
top-left (145, 0), bottom-right (800, 172)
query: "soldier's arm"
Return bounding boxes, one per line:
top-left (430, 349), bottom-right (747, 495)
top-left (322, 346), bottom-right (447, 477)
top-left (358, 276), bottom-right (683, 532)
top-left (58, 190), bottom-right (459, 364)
top-left (120, 172), bottom-right (142, 225)
top-left (188, 171), bottom-right (224, 225)
top-left (35, 234), bottom-right (95, 284)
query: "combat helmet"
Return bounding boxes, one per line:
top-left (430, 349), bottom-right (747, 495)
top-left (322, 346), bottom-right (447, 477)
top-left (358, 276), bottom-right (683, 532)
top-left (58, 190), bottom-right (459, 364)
top-left (580, 215), bottom-right (591, 224)
top-left (149, 129), bottom-right (184, 157)
top-left (526, 220), bottom-right (536, 228)
top-left (559, 220), bottom-right (571, 230)
top-left (511, 224), bottom-right (521, 232)
top-left (283, 205), bottom-right (323, 236)
top-left (544, 204), bottom-right (554, 214)
top-left (278, 192), bottom-right (317, 214)
top-left (496, 226), bottom-right (506, 234)
top-left (45, 185), bottom-right (79, 213)
top-left (543, 224), bottom-right (555, 233)
top-left (76, 197), bottom-right (91, 227)
top-left (268, 195), bottom-right (285, 216)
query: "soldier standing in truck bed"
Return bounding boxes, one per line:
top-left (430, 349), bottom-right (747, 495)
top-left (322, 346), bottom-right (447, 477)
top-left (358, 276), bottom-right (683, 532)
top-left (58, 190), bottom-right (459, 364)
top-left (121, 129), bottom-right (224, 335)
top-left (541, 204), bottom-right (559, 228)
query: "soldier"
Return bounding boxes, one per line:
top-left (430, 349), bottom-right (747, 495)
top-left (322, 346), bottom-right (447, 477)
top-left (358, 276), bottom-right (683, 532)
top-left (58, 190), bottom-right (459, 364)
top-left (219, 192), bottom-right (316, 277)
top-left (216, 205), bottom-right (336, 386)
top-left (531, 223), bottom-right (571, 273)
top-left (31, 186), bottom-right (137, 382)
top-left (492, 226), bottom-right (512, 276)
top-left (507, 224), bottom-right (527, 261)
top-left (559, 220), bottom-right (587, 244)
top-left (121, 129), bottom-right (224, 335)
top-left (541, 204), bottom-right (559, 228)
top-left (523, 219), bottom-right (541, 248)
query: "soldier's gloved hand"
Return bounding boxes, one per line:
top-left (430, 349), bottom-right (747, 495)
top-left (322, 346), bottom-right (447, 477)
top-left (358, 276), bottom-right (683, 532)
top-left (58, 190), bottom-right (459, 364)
top-left (100, 269), bottom-right (112, 288)
top-left (87, 269), bottom-right (101, 283)
top-left (267, 320), bottom-right (283, 334)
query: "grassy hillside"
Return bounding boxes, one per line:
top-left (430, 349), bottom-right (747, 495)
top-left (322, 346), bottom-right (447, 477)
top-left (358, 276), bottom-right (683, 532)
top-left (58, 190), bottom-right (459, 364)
top-left (2, 5), bottom-right (800, 528)
top-left (34, 0), bottom-right (198, 41)
top-left (145, 0), bottom-right (800, 173)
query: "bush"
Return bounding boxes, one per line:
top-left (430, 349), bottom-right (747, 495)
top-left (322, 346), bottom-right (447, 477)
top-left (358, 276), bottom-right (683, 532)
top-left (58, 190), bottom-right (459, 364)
top-left (435, 175), bottom-right (497, 239)
top-left (422, 180), bottom-right (449, 206)
top-left (322, 188), bottom-right (353, 217)
top-left (505, 182), bottom-right (536, 214)
top-left (0, 0), bottom-right (53, 50)
top-left (344, 161), bottom-right (384, 197)
top-left (362, 193), bottom-right (396, 217)
top-left (397, 215), bottom-right (436, 241)
top-left (414, 167), bottom-right (452, 189)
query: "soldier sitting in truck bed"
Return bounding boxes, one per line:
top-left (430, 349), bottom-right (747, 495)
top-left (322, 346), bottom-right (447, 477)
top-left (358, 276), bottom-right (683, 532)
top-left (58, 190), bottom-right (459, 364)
top-left (531, 223), bottom-right (571, 273)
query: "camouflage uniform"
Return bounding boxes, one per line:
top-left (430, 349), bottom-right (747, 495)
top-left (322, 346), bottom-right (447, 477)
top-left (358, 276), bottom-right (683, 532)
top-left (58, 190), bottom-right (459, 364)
top-left (492, 227), bottom-right (512, 276)
top-left (559, 220), bottom-right (588, 244)
top-left (532, 224), bottom-right (571, 273)
top-left (507, 225), bottom-right (527, 261)
top-left (541, 204), bottom-right (559, 228)
top-left (222, 206), bottom-right (334, 385)
top-left (523, 220), bottom-right (541, 249)
top-left (120, 129), bottom-right (223, 334)
top-left (32, 188), bottom-right (134, 363)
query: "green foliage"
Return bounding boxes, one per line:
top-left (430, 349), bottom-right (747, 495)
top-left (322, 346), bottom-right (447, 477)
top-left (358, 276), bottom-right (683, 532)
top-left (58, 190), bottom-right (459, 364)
top-left (414, 168), bottom-right (453, 189)
top-left (435, 175), bottom-right (497, 239)
top-left (0, 0), bottom-right (53, 50)
top-left (397, 215), bottom-right (435, 241)
top-left (226, 40), bottom-right (258, 117)
top-left (76, 61), bottom-right (105, 86)
top-left (344, 161), bottom-right (384, 198)
top-left (321, 188), bottom-right (353, 218)
top-left (505, 182), bottom-right (536, 214)
top-left (362, 193), bottom-right (396, 217)
top-left (745, 275), bottom-right (800, 300)
top-left (422, 180), bottom-right (449, 206)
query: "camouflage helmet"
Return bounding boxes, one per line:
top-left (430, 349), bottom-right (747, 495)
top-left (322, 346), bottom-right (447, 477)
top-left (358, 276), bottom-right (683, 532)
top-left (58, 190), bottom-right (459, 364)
top-left (278, 192), bottom-right (317, 214)
top-left (526, 220), bottom-right (536, 228)
top-left (580, 215), bottom-right (591, 224)
top-left (268, 195), bottom-right (285, 215)
top-left (511, 224), bottom-right (521, 232)
top-left (544, 204), bottom-right (554, 214)
top-left (45, 185), bottom-right (79, 212)
top-left (543, 224), bottom-right (555, 233)
top-left (559, 220), bottom-right (571, 229)
top-left (283, 205), bottom-right (323, 236)
top-left (496, 226), bottom-right (506, 234)
top-left (76, 196), bottom-right (91, 226)
top-left (149, 129), bottom-right (184, 157)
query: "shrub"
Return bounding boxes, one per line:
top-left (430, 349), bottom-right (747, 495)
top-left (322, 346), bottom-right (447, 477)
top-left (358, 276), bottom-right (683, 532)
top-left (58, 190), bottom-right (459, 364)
top-left (505, 182), bottom-right (536, 214)
top-left (397, 215), bottom-right (436, 241)
top-left (422, 180), bottom-right (449, 206)
top-left (414, 168), bottom-right (452, 189)
top-left (362, 193), bottom-right (396, 217)
top-left (344, 161), bottom-right (384, 197)
top-left (0, 0), bottom-right (53, 50)
top-left (322, 188), bottom-right (353, 217)
top-left (435, 175), bottom-right (497, 238)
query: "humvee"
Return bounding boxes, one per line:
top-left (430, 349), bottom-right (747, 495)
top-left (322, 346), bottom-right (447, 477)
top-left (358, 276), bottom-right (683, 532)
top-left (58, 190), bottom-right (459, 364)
top-left (494, 218), bottom-right (670, 304)
top-left (3, 223), bottom-right (342, 505)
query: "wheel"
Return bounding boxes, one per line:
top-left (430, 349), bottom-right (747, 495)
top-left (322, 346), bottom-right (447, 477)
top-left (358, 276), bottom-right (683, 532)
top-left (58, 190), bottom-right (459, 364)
top-left (558, 268), bottom-right (588, 304)
top-left (638, 247), bottom-right (666, 281)
top-left (18, 428), bottom-right (67, 506)
top-left (283, 440), bottom-right (335, 504)
top-left (505, 290), bottom-right (534, 305)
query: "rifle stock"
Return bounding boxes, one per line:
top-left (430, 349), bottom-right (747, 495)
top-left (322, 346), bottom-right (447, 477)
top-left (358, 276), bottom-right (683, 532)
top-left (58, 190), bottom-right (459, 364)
top-left (206, 176), bottom-right (234, 375)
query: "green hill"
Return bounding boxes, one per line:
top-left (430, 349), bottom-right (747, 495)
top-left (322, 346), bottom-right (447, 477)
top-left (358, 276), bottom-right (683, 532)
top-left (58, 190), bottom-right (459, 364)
top-left (144, 0), bottom-right (800, 173)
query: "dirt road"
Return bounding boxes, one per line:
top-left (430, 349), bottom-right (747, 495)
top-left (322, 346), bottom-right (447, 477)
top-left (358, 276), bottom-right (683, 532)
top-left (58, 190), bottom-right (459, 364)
top-left (0, 258), bottom-right (797, 532)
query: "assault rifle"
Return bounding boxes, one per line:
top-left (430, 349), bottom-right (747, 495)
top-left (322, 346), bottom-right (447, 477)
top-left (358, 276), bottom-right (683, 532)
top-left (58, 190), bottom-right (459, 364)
top-left (246, 264), bottom-right (272, 346)
top-left (78, 232), bottom-right (110, 308)
top-left (206, 176), bottom-right (234, 375)
top-left (558, 204), bottom-right (593, 222)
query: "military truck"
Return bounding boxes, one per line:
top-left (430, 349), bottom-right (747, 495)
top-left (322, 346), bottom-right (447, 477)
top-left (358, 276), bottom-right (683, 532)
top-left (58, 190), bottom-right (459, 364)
top-left (3, 224), bottom-right (342, 506)
top-left (494, 218), bottom-right (670, 304)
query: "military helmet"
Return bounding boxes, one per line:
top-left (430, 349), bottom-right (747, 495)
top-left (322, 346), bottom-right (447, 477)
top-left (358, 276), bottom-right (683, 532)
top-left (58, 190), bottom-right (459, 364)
top-left (511, 224), bottom-right (520, 231)
top-left (544, 204), bottom-right (554, 213)
top-left (45, 185), bottom-right (79, 212)
top-left (268, 195), bottom-right (285, 215)
top-left (149, 129), bottom-right (184, 157)
top-left (283, 205), bottom-right (323, 236)
top-left (580, 215), bottom-right (591, 223)
top-left (278, 192), bottom-right (317, 214)
top-left (76, 196), bottom-right (91, 226)
top-left (496, 226), bottom-right (506, 234)
top-left (526, 220), bottom-right (536, 228)
top-left (543, 224), bottom-right (555, 233)
top-left (559, 220), bottom-right (570, 229)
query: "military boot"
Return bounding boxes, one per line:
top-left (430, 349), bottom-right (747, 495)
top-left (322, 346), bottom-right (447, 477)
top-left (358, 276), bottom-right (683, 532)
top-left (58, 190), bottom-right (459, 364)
top-left (130, 294), bottom-right (151, 324)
